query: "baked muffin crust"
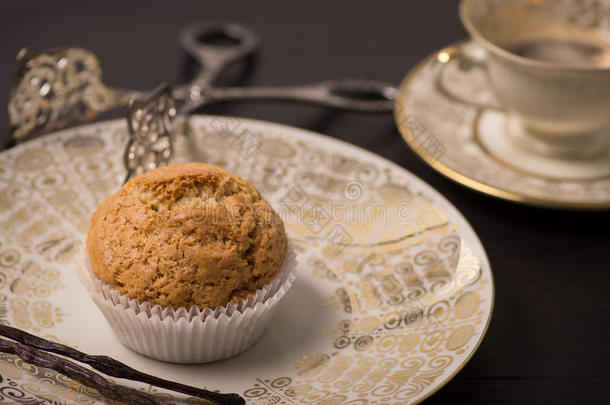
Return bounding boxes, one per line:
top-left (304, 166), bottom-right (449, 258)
top-left (86, 162), bottom-right (287, 309)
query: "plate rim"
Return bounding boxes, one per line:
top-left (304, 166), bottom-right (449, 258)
top-left (394, 39), bottom-right (610, 211)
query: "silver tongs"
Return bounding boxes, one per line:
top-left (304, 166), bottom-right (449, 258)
top-left (8, 22), bottom-right (396, 144)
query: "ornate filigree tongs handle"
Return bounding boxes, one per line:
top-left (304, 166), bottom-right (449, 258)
top-left (123, 85), bottom-right (176, 184)
top-left (7, 22), bottom-right (396, 145)
top-left (7, 47), bottom-right (177, 183)
top-left (8, 47), bottom-right (135, 144)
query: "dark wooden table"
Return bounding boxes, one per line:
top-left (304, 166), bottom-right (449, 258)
top-left (1, 1), bottom-right (609, 403)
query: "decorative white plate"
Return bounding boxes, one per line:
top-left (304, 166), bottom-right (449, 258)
top-left (0, 116), bottom-right (493, 404)
top-left (395, 40), bottom-right (610, 209)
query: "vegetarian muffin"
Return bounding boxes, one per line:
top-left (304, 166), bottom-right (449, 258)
top-left (78, 162), bottom-right (296, 363)
top-left (86, 162), bottom-right (287, 309)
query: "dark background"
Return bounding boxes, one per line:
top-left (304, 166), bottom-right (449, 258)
top-left (1, 1), bottom-right (609, 403)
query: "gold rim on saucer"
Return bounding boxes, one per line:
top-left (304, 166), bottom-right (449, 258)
top-left (395, 40), bottom-right (610, 210)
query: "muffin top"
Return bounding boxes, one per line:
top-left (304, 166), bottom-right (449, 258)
top-left (86, 162), bottom-right (287, 309)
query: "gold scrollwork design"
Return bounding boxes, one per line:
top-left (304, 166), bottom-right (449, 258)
top-left (48, 190), bottom-right (81, 212)
top-left (428, 276), bottom-right (454, 296)
top-left (328, 154), bottom-right (361, 175)
top-left (33, 284), bottom-right (51, 298)
top-left (9, 278), bottom-right (30, 296)
top-left (372, 369), bottom-right (416, 397)
top-left (10, 297), bottom-right (31, 329)
top-left (38, 377), bottom-right (58, 387)
top-left (334, 357), bottom-right (375, 390)
top-left (375, 272), bottom-right (402, 301)
top-left (447, 324), bottom-right (475, 351)
top-left (33, 300), bottom-right (54, 328)
top-left (291, 383), bottom-right (313, 397)
top-left (354, 280), bottom-right (382, 310)
top-left (296, 354), bottom-right (331, 378)
top-left (269, 376), bottom-right (291, 389)
top-left (383, 311), bottom-right (401, 330)
top-left (317, 356), bottom-right (353, 384)
top-left (259, 138), bottom-right (295, 158)
top-left (20, 261), bottom-right (42, 278)
top-left (353, 163), bottom-right (379, 183)
top-left (0, 385), bottom-right (31, 402)
top-left (428, 354), bottom-right (453, 370)
top-left (11, 357), bottom-right (40, 376)
top-left (0, 358), bottom-right (23, 379)
top-left (387, 292), bottom-right (405, 306)
top-left (300, 146), bottom-right (327, 167)
top-left (343, 400), bottom-right (369, 405)
top-left (62, 134), bottom-right (105, 154)
top-left (319, 394), bottom-right (348, 405)
top-left (393, 381), bottom-right (425, 401)
top-left (427, 300), bottom-right (451, 323)
top-left (300, 390), bottom-right (347, 405)
top-left (243, 386), bottom-right (267, 398)
top-left (400, 356), bottom-right (426, 372)
top-left (19, 382), bottom-right (56, 400)
top-left (32, 170), bottom-right (66, 191)
top-left (395, 261), bottom-right (414, 275)
top-left (294, 171), bottom-right (346, 194)
top-left (398, 333), bottom-right (421, 353)
top-left (41, 267), bottom-right (60, 282)
top-left (0, 250), bottom-right (20, 268)
top-left (333, 335), bottom-right (350, 350)
top-left (454, 291), bottom-right (480, 319)
top-left (378, 183), bottom-right (414, 205)
top-left (354, 335), bottom-right (374, 352)
top-left (0, 182), bottom-right (31, 212)
top-left (358, 316), bottom-right (379, 332)
top-left (438, 234), bottom-right (460, 256)
top-left (414, 250), bottom-right (440, 266)
top-left (0, 165), bottom-right (12, 181)
top-left (14, 148), bottom-right (54, 172)
top-left (405, 285), bottom-right (426, 301)
top-left (353, 357), bottom-right (397, 393)
top-left (455, 264), bottom-right (482, 288)
top-left (338, 319), bottom-right (352, 334)
top-left (392, 356), bottom-right (453, 402)
top-left (75, 158), bottom-right (113, 178)
top-left (402, 303), bottom-right (425, 329)
top-left (419, 321), bottom-right (446, 353)
top-left (413, 205), bottom-right (449, 234)
top-left (376, 334), bottom-right (398, 353)
top-left (299, 389), bottom-right (331, 404)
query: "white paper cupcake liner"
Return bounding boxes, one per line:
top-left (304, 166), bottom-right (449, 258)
top-left (76, 242), bottom-right (297, 364)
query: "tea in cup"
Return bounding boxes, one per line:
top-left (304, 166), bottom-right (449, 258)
top-left (447, 0), bottom-right (610, 159)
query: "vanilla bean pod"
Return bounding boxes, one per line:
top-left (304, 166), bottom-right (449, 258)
top-left (0, 338), bottom-right (170, 405)
top-left (0, 324), bottom-right (245, 405)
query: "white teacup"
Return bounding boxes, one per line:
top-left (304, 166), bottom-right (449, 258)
top-left (443, 0), bottom-right (610, 159)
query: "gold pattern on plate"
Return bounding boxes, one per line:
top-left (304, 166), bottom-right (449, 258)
top-left (0, 116), bottom-right (493, 404)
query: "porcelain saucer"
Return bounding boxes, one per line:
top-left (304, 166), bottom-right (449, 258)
top-left (395, 40), bottom-right (610, 209)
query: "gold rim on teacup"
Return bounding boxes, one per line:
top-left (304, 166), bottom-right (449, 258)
top-left (437, 0), bottom-right (610, 161)
top-left (460, 0), bottom-right (610, 73)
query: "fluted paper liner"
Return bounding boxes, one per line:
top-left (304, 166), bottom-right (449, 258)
top-left (77, 243), bottom-right (297, 364)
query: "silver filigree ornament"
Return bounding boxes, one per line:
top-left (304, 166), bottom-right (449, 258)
top-left (8, 48), bottom-right (131, 142)
top-left (7, 23), bottom-right (396, 146)
top-left (123, 85), bottom-right (177, 184)
top-left (7, 22), bottom-right (397, 185)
